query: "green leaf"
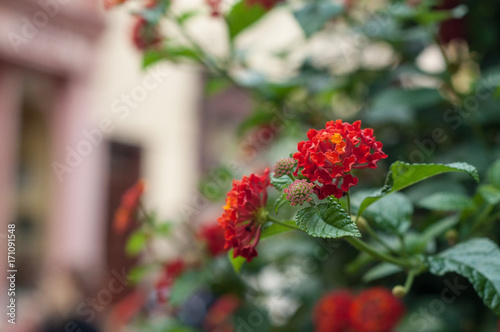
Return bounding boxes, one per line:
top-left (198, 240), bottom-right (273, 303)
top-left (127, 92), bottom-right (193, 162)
top-left (357, 162), bottom-right (479, 218)
top-left (425, 238), bottom-right (500, 316)
top-left (415, 5), bottom-right (468, 25)
top-left (164, 45), bottom-right (200, 61)
top-left (417, 192), bottom-right (474, 211)
top-left (126, 230), bottom-right (148, 256)
top-left (363, 263), bottom-right (402, 283)
top-left (374, 87), bottom-right (443, 109)
top-left (367, 88), bottom-right (443, 125)
top-left (392, 3), bottom-right (467, 24)
top-left (293, 1), bottom-right (344, 38)
top-left (169, 271), bottom-right (205, 306)
top-left (407, 215), bottom-right (460, 254)
top-left (271, 175), bottom-right (293, 192)
top-left (346, 252), bottom-right (374, 274)
top-left (295, 202), bottom-right (361, 238)
top-left (205, 77), bottom-right (232, 96)
top-left (152, 220), bottom-right (172, 236)
top-left (142, 45), bottom-right (200, 69)
top-left (421, 215), bottom-right (460, 242)
top-left (142, 50), bottom-right (165, 69)
top-left (364, 192), bottom-right (413, 235)
top-left (228, 249), bottom-right (246, 273)
top-left (227, 0), bottom-right (267, 40)
top-left (128, 264), bottom-right (157, 284)
top-left (478, 185), bottom-right (500, 205)
top-left (274, 193), bottom-right (288, 214)
top-left (176, 10), bottom-right (200, 25)
top-left (487, 159), bottom-right (500, 188)
top-left (261, 221), bottom-right (295, 239)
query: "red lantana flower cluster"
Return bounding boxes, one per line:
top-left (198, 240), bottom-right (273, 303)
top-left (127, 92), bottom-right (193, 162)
top-left (293, 120), bottom-right (387, 199)
top-left (218, 168), bottom-right (270, 262)
top-left (313, 288), bottom-right (405, 332)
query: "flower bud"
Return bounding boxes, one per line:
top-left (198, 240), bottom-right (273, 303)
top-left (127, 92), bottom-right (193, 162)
top-left (445, 229), bottom-right (459, 246)
top-left (392, 285), bottom-right (407, 298)
top-left (273, 158), bottom-right (296, 178)
top-left (355, 215), bottom-right (367, 231)
top-left (284, 179), bottom-right (314, 206)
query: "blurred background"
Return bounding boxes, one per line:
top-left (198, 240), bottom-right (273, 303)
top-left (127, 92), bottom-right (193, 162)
top-left (1, 0), bottom-right (499, 331)
top-left (1, 0), bottom-right (202, 330)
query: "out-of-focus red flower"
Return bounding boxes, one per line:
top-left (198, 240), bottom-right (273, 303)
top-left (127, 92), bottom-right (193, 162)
top-left (104, 0), bottom-right (127, 10)
top-left (313, 288), bottom-right (405, 332)
top-left (344, 0), bottom-right (354, 10)
top-left (437, 0), bottom-right (466, 44)
top-left (246, 0), bottom-right (283, 10)
top-left (109, 290), bottom-right (147, 328)
top-left (132, 17), bottom-right (163, 50)
top-left (113, 179), bottom-right (145, 234)
top-left (313, 290), bottom-right (353, 332)
top-left (204, 295), bottom-right (241, 332)
top-left (199, 223), bottom-right (228, 256)
top-left (206, 0), bottom-right (222, 17)
top-left (349, 287), bottom-right (405, 332)
top-left (156, 259), bottom-right (186, 304)
top-left (217, 168), bottom-right (270, 262)
top-left (240, 124), bottom-right (279, 161)
top-left (293, 120), bottom-right (387, 199)
top-left (131, 1), bottom-right (163, 50)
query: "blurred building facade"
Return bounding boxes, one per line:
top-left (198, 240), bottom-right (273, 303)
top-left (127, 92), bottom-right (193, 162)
top-left (0, 0), bottom-right (200, 330)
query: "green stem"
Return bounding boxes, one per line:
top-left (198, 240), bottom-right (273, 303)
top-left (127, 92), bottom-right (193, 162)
top-left (345, 237), bottom-right (413, 268)
top-left (484, 211), bottom-right (500, 225)
top-left (268, 216), bottom-right (301, 231)
top-left (398, 234), bottom-right (409, 258)
top-left (347, 192), bottom-right (400, 257)
top-left (171, 14), bottom-right (239, 86)
top-left (138, 202), bottom-right (153, 225)
top-left (470, 203), bottom-right (494, 234)
top-left (346, 192), bottom-right (351, 216)
top-left (363, 220), bottom-right (399, 256)
top-left (404, 268), bottom-right (417, 293)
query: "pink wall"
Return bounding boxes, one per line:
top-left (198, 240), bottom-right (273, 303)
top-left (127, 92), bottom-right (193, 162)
top-left (0, 64), bottom-right (22, 313)
top-left (0, 0), bottom-right (107, 324)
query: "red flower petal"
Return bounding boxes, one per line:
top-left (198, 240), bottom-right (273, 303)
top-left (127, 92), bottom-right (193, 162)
top-left (293, 120), bottom-right (387, 200)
